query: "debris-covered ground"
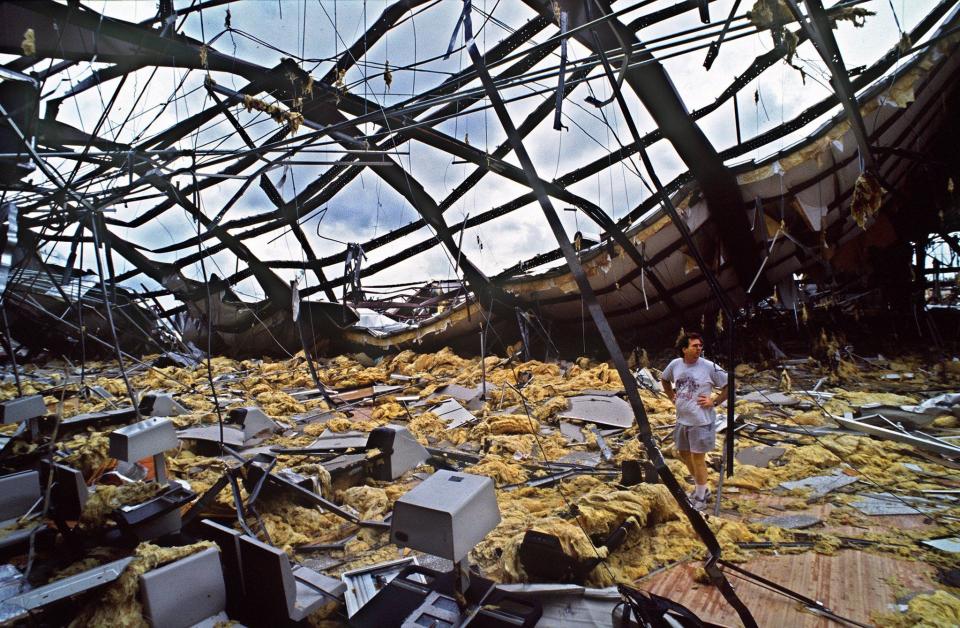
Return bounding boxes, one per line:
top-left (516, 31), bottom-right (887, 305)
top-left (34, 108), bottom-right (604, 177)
top-left (1, 345), bottom-right (960, 626)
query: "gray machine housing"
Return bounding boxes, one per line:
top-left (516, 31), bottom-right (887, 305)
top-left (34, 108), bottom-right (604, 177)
top-left (109, 417), bottom-right (178, 461)
top-left (366, 424), bottom-right (429, 481)
top-left (390, 470), bottom-right (500, 562)
top-left (0, 395), bottom-right (46, 424)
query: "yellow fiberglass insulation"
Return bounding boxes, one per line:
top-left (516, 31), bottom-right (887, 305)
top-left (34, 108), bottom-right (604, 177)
top-left (406, 411), bottom-right (469, 446)
top-left (850, 171), bottom-right (883, 229)
top-left (481, 432), bottom-right (569, 460)
top-left (476, 479), bottom-right (679, 585)
top-left (321, 416), bottom-right (357, 432)
top-left (532, 395), bottom-right (569, 421)
top-left (600, 518), bottom-right (766, 585)
top-left (726, 464), bottom-right (776, 491)
top-left (834, 390), bottom-right (918, 407)
top-left (371, 401), bottom-right (409, 422)
top-left (727, 434), bottom-right (928, 492)
top-left (564, 363), bottom-right (623, 390)
top-left (484, 434), bottom-right (537, 457)
top-left (284, 461), bottom-right (333, 497)
top-left (407, 347), bottom-right (474, 378)
top-left (574, 483), bottom-right (678, 534)
top-left (497, 517), bottom-right (606, 581)
top-left (788, 410), bottom-right (827, 425)
top-left (258, 499), bottom-right (348, 551)
top-left (339, 485), bottom-right (389, 520)
top-left (466, 456), bottom-right (529, 485)
top-left (254, 391), bottom-right (305, 416)
top-left (382, 478), bottom-right (419, 503)
top-left (316, 356), bottom-right (390, 389)
top-left (872, 590), bottom-right (960, 628)
top-left (69, 541), bottom-right (214, 628)
top-left (932, 415), bottom-right (959, 428)
top-left (62, 430), bottom-right (113, 479)
top-left (470, 414), bottom-right (539, 437)
top-left (746, 0), bottom-right (791, 28)
top-left (80, 482), bottom-right (164, 528)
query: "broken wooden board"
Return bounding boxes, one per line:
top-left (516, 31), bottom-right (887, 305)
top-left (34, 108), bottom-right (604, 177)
top-left (642, 551), bottom-right (938, 628)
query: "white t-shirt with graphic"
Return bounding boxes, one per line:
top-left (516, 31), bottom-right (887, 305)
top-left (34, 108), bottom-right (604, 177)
top-left (661, 357), bottom-right (728, 426)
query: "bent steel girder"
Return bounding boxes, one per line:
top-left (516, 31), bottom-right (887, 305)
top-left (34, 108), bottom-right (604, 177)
top-left (523, 0), bottom-right (763, 296)
top-left (320, 0), bottom-right (437, 85)
top-left (460, 6), bottom-right (757, 625)
top-left (5, 0), bottom-right (950, 340)
top-left (784, 0), bottom-right (876, 169)
top-left (4, 1), bottom-right (510, 310)
top-left (0, 1), bottom-right (260, 75)
top-left (206, 89), bottom-right (338, 302)
top-left (3, 0), bottom-right (747, 309)
top-left (291, 89), bottom-right (513, 309)
top-left (248, 15), bottom-right (556, 271)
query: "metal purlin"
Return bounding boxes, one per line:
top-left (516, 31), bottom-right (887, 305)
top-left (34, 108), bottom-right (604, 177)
top-left (458, 3), bottom-right (757, 626)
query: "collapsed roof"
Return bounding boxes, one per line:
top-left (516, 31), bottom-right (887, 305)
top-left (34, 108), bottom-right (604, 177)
top-left (0, 0), bottom-right (956, 359)
top-left (0, 3), bottom-right (959, 625)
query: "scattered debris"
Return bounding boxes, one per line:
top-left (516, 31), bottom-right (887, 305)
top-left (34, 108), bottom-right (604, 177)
top-left (779, 472), bottom-right (859, 499)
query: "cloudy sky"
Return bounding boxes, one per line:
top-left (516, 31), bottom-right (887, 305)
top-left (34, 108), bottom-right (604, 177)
top-left (5, 0), bottom-right (946, 307)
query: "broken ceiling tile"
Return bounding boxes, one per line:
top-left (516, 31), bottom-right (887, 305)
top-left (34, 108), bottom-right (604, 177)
top-left (849, 493), bottom-right (940, 516)
top-left (308, 429), bottom-right (369, 450)
top-left (758, 514), bottom-right (822, 529)
top-left (559, 420), bottom-right (586, 443)
top-left (779, 472), bottom-right (858, 498)
top-left (921, 537), bottom-right (960, 553)
top-left (740, 391), bottom-right (801, 406)
top-left (559, 394), bottom-right (633, 428)
top-left (428, 398), bottom-right (477, 430)
top-left (735, 445), bottom-right (786, 468)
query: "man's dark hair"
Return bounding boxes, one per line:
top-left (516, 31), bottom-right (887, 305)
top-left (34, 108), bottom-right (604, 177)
top-left (676, 332), bottom-right (703, 355)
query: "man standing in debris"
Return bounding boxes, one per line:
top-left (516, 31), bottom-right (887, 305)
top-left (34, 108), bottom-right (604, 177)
top-left (661, 332), bottom-right (728, 509)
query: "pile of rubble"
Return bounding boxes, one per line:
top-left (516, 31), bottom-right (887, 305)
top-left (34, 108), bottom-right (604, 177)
top-left (0, 347), bottom-right (958, 626)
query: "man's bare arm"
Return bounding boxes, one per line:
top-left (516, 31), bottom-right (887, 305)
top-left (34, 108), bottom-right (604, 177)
top-left (662, 380), bottom-right (675, 402)
top-left (713, 383), bottom-right (729, 407)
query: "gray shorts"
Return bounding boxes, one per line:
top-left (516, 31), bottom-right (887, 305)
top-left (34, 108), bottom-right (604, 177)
top-left (674, 423), bottom-right (716, 454)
